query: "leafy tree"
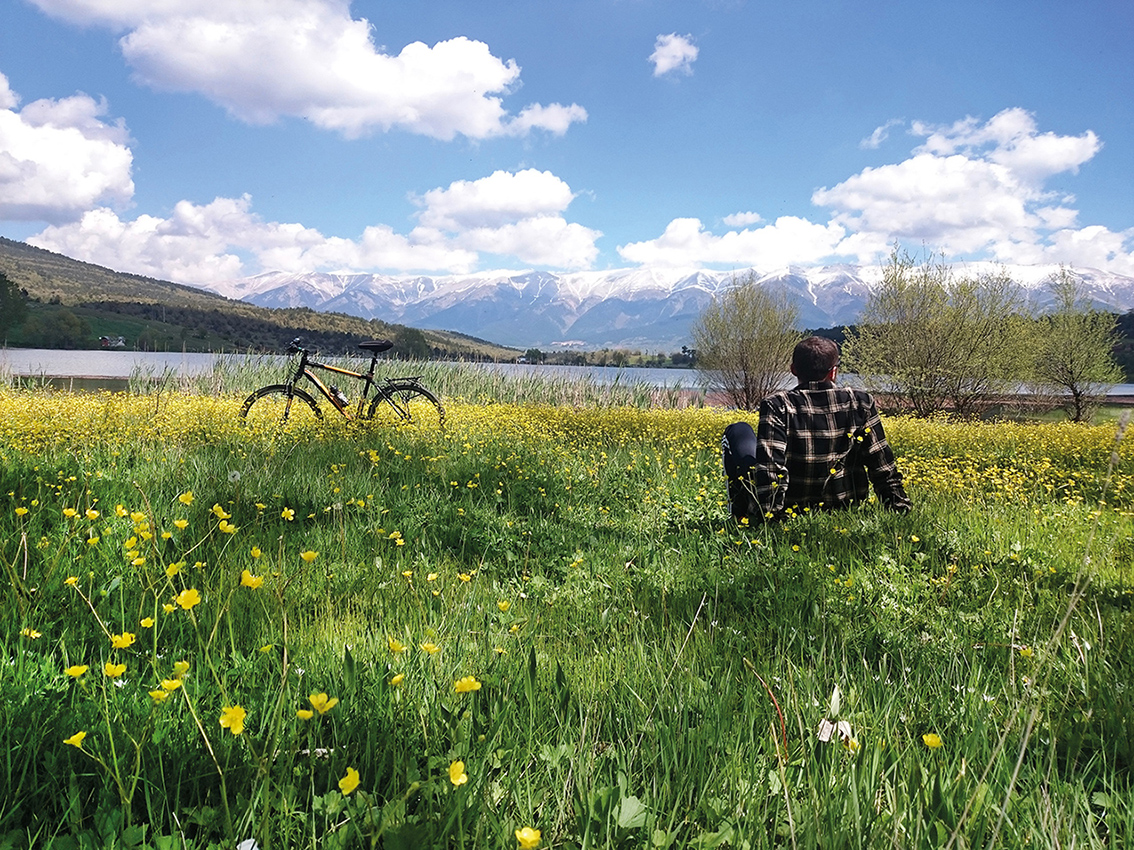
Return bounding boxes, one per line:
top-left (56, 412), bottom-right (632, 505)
top-left (1029, 267), bottom-right (1122, 422)
top-left (0, 271), bottom-right (28, 337)
top-left (691, 273), bottom-right (801, 410)
top-left (394, 326), bottom-right (431, 359)
top-left (844, 248), bottom-right (1029, 417)
top-left (523, 348), bottom-right (545, 364)
top-left (20, 308), bottom-right (93, 349)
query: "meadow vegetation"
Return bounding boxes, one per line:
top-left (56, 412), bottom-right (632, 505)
top-left (1, 368), bottom-right (1132, 848)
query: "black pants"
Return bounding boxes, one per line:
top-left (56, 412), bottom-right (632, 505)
top-left (722, 422), bottom-right (758, 520)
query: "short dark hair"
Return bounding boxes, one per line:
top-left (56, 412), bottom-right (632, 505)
top-left (792, 336), bottom-right (839, 382)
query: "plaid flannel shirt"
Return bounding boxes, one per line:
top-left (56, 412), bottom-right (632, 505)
top-left (753, 380), bottom-right (911, 518)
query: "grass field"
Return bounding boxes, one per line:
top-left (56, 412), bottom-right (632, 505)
top-left (1, 379), bottom-right (1132, 849)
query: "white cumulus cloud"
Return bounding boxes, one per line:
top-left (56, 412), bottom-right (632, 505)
top-left (29, 195), bottom-right (480, 281)
top-left (0, 72), bottom-right (134, 223)
top-left (722, 211), bottom-right (762, 227)
top-left (414, 169), bottom-right (601, 268)
top-left (456, 216), bottom-right (600, 269)
top-left (911, 107), bottom-right (1099, 186)
top-left (28, 0), bottom-right (586, 140)
top-left (28, 168), bottom-right (602, 280)
top-left (815, 108), bottom-right (1128, 269)
top-left (618, 216), bottom-right (844, 268)
top-left (650, 33), bottom-right (698, 77)
top-left (619, 108), bottom-right (1133, 274)
top-left (417, 169), bottom-right (577, 230)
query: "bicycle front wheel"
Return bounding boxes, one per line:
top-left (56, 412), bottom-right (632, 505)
top-left (240, 385), bottom-right (323, 430)
top-left (367, 382), bottom-right (445, 428)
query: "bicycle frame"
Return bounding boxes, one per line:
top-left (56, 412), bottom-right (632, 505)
top-left (286, 346), bottom-right (380, 420)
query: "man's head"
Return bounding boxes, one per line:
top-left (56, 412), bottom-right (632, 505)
top-left (790, 336), bottom-right (839, 383)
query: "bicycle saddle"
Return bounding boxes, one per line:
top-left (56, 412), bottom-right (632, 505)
top-left (359, 339), bottom-right (394, 352)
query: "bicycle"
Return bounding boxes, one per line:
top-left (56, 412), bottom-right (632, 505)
top-left (240, 338), bottom-right (445, 428)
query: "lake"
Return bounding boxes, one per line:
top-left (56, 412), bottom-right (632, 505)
top-left (0, 348), bottom-right (709, 390)
top-left (5, 348), bottom-right (1134, 396)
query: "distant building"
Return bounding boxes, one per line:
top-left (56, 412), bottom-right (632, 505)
top-left (100, 335), bottom-right (126, 348)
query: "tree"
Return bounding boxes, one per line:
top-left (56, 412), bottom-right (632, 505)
top-left (844, 248), bottom-right (1029, 417)
top-left (0, 271), bottom-right (28, 337)
top-left (691, 273), bottom-right (801, 410)
top-left (20, 308), bottom-right (93, 349)
top-left (1029, 267), bottom-right (1122, 422)
top-left (393, 326), bottom-right (431, 359)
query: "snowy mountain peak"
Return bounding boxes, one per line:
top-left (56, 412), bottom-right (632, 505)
top-left (198, 264), bottom-right (1134, 350)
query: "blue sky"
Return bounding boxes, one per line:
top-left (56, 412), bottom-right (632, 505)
top-left (2, 0), bottom-right (1132, 284)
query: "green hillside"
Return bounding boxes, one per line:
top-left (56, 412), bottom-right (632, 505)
top-left (0, 238), bottom-right (518, 359)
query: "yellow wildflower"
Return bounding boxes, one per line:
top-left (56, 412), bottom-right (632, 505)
top-left (140, 617), bottom-right (155, 628)
top-left (65, 664), bottom-right (89, 678)
top-left (390, 673), bottom-right (405, 687)
top-left (178, 491), bottom-right (194, 505)
top-left (300, 550), bottom-right (318, 563)
top-left (111, 632), bottom-right (136, 649)
top-left (149, 690), bottom-right (169, 702)
top-left (104, 662), bottom-right (126, 677)
top-left (515, 827), bottom-right (541, 849)
top-left (338, 767), bottom-right (360, 795)
top-left (448, 760), bottom-right (468, 787)
top-left (219, 705), bottom-right (246, 735)
top-left (308, 692), bottom-right (339, 715)
top-left (240, 569), bottom-right (264, 589)
top-left (454, 676), bottom-right (482, 694)
top-left (922, 733), bottom-right (943, 749)
top-left (64, 731), bottom-right (87, 748)
top-left (421, 641), bottom-right (440, 655)
top-left (175, 588), bottom-right (201, 610)
top-left (173, 660), bottom-right (190, 677)
top-left (297, 709), bottom-right (314, 720)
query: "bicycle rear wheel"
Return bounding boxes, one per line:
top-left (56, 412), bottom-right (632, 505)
top-left (240, 385), bottom-right (323, 430)
top-left (367, 382), bottom-right (445, 428)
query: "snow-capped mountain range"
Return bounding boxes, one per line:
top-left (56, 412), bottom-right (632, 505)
top-left (200, 264), bottom-right (1134, 350)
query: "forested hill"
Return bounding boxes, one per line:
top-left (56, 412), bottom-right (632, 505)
top-left (0, 238), bottom-right (518, 359)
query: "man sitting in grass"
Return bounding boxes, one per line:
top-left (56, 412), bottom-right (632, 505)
top-left (722, 336), bottom-right (911, 522)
